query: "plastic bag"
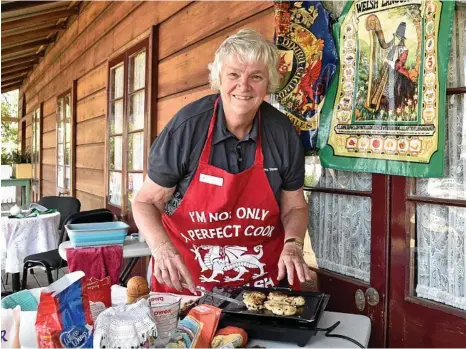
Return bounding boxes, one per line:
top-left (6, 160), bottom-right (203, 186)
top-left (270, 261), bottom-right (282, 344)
top-left (35, 271), bottom-right (93, 348)
top-left (86, 277), bottom-right (112, 321)
top-left (1, 305), bottom-right (21, 348)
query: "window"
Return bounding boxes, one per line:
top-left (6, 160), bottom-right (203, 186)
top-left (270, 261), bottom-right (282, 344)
top-left (31, 105), bottom-right (42, 202)
top-left (56, 90), bottom-right (73, 195)
top-left (107, 38), bottom-right (149, 219)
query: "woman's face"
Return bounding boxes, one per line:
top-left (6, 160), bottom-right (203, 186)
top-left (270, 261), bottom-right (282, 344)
top-left (219, 55), bottom-right (269, 119)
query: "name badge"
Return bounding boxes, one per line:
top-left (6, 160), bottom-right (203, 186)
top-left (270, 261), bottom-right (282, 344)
top-left (200, 174), bottom-right (223, 186)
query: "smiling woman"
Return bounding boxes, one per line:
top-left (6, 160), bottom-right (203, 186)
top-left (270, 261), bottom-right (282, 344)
top-left (217, 55), bottom-right (268, 139)
top-left (132, 29), bottom-right (312, 295)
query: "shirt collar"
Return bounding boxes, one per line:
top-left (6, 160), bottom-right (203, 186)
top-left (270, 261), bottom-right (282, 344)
top-left (213, 97), bottom-right (259, 144)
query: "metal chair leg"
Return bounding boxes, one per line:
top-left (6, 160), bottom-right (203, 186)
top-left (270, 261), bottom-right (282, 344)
top-left (31, 270), bottom-right (42, 288)
top-left (45, 268), bottom-right (54, 285)
top-left (21, 263), bottom-right (29, 290)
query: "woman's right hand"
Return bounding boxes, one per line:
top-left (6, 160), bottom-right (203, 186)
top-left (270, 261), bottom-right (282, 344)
top-left (152, 240), bottom-right (195, 293)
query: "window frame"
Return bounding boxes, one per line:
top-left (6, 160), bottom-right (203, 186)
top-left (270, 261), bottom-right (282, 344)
top-left (106, 38), bottom-right (150, 223)
top-left (55, 86), bottom-right (76, 196)
top-left (31, 103), bottom-right (42, 201)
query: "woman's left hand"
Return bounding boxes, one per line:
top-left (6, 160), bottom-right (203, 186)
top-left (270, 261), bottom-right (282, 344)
top-left (277, 242), bottom-right (313, 286)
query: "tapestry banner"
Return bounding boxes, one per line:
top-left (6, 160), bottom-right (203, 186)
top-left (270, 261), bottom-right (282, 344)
top-left (318, 0), bottom-right (455, 177)
top-left (272, 1), bottom-right (338, 154)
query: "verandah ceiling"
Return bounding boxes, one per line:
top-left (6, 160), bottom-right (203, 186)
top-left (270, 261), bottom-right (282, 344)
top-left (1, 1), bottom-right (81, 93)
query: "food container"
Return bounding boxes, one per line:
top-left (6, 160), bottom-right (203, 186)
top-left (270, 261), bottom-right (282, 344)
top-left (146, 293), bottom-right (181, 346)
top-left (65, 221), bottom-right (129, 248)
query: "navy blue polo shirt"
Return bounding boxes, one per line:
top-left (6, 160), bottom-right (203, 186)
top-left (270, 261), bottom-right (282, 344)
top-left (148, 94), bottom-right (304, 214)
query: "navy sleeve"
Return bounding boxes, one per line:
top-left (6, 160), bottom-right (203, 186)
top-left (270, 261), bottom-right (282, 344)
top-left (147, 120), bottom-right (184, 188)
top-left (281, 127), bottom-right (305, 191)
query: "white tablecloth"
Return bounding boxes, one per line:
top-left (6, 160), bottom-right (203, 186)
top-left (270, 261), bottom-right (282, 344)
top-left (1, 212), bottom-right (60, 273)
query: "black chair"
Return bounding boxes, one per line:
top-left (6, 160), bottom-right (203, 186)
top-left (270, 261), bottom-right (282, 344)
top-left (38, 196), bottom-right (81, 231)
top-left (21, 208), bottom-right (115, 289)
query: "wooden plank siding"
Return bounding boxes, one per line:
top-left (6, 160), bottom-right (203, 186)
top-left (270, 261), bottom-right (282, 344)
top-left (43, 115), bottom-right (56, 133)
top-left (76, 89), bottom-right (106, 123)
top-left (156, 84), bottom-right (214, 133)
top-left (19, 1), bottom-right (274, 213)
top-left (76, 190), bottom-right (105, 211)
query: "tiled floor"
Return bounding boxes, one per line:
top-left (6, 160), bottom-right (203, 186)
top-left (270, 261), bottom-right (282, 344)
top-left (1, 268), bottom-right (69, 293)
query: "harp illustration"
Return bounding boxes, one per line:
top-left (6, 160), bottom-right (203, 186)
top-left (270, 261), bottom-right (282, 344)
top-left (364, 14), bottom-right (394, 112)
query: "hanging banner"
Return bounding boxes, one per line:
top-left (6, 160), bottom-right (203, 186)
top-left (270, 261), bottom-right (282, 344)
top-left (272, 1), bottom-right (338, 154)
top-left (318, 0), bottom-right (455, 177)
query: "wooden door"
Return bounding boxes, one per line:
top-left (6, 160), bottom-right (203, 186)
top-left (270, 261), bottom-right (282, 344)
top-left (305, 159), bottom-right (389, 348)
top-left (388, 7), bottom-right (466, 346)
top-left (388, 8), bottom-right (466, 343)
top-left (390, 176), bottom-right (466, 347)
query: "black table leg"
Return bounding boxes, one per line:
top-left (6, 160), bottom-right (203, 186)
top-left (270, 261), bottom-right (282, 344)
top-left (11, 272), bottom-right (20, 292)
top-left (119, 257), bottom-right (140, 286)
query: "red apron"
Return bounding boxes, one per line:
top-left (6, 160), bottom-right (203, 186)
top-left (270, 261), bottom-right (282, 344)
top-left (151, 98), bottom-right (284, 293)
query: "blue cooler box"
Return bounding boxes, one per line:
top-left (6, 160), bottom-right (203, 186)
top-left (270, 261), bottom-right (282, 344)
top-left (65, 221), bottom-right (129, 247)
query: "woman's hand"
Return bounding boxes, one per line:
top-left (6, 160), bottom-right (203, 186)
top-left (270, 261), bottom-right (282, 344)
top-left (153, 241), bottom-right (195, 293)
top-left (277, 242), bottom-right (313, 286)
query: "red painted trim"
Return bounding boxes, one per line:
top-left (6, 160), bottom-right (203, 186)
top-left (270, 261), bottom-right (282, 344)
top-left (389, 176), bottom-right (466, 347)
top-left (306, 173), bottom-right (390, 347)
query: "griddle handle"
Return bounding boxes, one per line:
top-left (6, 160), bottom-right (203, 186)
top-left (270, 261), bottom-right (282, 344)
top-left (275, 278), bottom-right (293, 291)
top-left (272, 286), bottom-right (293, 292)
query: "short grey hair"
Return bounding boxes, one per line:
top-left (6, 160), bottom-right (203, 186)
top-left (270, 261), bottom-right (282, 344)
top-left (208, 29), bottom-right (280, 94)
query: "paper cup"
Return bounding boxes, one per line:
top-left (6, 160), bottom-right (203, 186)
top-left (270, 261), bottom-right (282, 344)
top-left (147, 293), bottom-right (181, 346)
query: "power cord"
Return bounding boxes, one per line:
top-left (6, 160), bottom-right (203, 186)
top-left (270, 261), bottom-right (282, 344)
top-left (317, 321), bottom-right (365, 348)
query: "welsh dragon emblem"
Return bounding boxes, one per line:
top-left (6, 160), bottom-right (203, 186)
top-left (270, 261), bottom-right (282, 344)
top-left (190, 245), bottom-right (267, 283)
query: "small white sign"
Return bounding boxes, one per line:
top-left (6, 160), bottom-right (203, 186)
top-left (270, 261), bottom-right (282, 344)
top-left (199, 173), bottom-right (223, 186)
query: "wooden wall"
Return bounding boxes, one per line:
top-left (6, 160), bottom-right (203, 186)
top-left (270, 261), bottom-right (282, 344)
top-left (19, 1), bottom-right (274, 211)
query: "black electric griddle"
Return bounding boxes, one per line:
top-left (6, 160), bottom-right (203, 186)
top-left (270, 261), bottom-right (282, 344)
top-left (199, 286), bottom-right (330, 347)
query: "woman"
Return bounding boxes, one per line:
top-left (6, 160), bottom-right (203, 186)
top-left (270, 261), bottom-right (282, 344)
top-left (133, 29), bottom-right (312, 294)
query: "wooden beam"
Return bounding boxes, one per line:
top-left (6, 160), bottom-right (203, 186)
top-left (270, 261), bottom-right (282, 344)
top-left (1, 83), bottom-right (22, 93)
top-left (1, 38), bottom-right (52, 57)
top-left (1, 116), bottom-right (19, 123)
top-left (3, 21), bottom-right (57, 36)
top-left (2, 9), bottom-right (79, 31)
top-left (1, 1), bottom-right (56, 13)
top-left (2, 35), bottom-right (53, 49)
top-left (2, 23), bottom-right (66, 38)
top-left (2, 51), bottom-right (44, 64)
top-left (2, 79), bottom-right (23, 87)
top-left (1, 78), bottom-right (24, 87)
top-left (446, 87), bottom-right (466, 95)
top-left (67, 1), bottom-right (80, 10)
top-left (2, 47), bottom-right (38, 60)
top-left (2, 64), bottom-right (34, 76)
top-left (2, 72), bottom-right (28, 84)
top-left (2, 25), bottom-right (65, 46)
top-left (1, 57), bottom-right (39, 69)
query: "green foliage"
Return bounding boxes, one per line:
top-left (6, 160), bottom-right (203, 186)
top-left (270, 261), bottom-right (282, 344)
top-left (1, 120), bottom-right (18, 145)
top-left (1, 152), bottom-right (12, 165)
top-left (1, 99), bottom-right (19, 162)
top-left (10, 149), bottom-right (31, 164)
